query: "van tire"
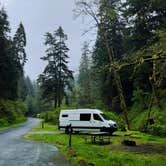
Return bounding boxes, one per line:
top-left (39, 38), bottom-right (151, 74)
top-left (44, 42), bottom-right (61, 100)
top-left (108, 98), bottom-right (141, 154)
top-left (109, 132), bottom-right (113, 136)
top-left (101, 127), bottom-right (107, 132)
top-left (75, 131), bottom-right (79, 134)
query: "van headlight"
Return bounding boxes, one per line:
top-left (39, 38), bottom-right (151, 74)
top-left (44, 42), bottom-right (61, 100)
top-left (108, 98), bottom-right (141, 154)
top-left (109, 123), bottom-right (117, 128)
top-left (113, 123), bottom-right (117, 128)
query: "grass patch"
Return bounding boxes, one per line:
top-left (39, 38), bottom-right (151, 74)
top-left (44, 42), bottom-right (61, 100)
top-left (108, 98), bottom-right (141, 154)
top-left (0, 118), bottom-right (27, 131)
top-left (25, 123), bottom-right (166, 166)
top-left (115, 130), bottom-right (166, 146)
top-left (31, 121), bottom-right (59, 132)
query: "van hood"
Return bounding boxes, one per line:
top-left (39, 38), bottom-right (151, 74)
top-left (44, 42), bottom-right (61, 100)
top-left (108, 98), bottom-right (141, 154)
top-left (108, 120), bottom-right (116, 124)
top-left (108, 120), bottom-right (117, 128)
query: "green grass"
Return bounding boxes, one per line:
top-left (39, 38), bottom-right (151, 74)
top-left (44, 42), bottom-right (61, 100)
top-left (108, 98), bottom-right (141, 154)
top-left (115, 130), bottom-right (166, 146)
top-left (31, 121), bottom-right (59, 132)
top-left (25, 123), bottom-right (166, 166)
top-left (0, 118), bottom-right (27, 131)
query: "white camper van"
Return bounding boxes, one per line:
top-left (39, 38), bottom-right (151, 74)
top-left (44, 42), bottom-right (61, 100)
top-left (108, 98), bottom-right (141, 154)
top-left (59, 109), bottom-right (117, 134)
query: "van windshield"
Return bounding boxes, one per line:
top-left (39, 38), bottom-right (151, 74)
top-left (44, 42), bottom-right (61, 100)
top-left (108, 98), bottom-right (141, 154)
top-left (100, 114), bottom-right (109, 120)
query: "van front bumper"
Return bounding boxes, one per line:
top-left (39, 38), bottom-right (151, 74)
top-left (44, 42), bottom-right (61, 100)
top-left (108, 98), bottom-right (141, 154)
top-left (103, 126), bottom-right (117, 134)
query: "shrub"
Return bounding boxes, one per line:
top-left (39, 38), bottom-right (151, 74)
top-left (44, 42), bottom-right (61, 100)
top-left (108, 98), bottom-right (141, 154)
top-left (149, 124), bottom-right (166, 137)
top-left (103, 110), bottom-right (125, 130)
top-left (0, 119), bottom-right (9, 126)
top-left (0, 99), bottom-right (26, 127)
top-left (40, 107), bottom-right (61, 125)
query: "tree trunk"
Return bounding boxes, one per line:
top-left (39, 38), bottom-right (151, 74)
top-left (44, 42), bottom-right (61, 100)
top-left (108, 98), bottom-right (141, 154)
top-left (103, 30), bottom-right (130, 130)
top-left (54, 98), bottom-right (57, 108)
top-left (152, 60), bottom-right (161, 108)
top-left (58, 98), bottom-right (61, 107)
top-left (145, 93), bottom-right (154, 132)
top-left (65, 95), bottom-right (69, 106)
top-left (113, 70), bottom-right (130, 130)
top-left (58, 36), bottom-right (62, 108)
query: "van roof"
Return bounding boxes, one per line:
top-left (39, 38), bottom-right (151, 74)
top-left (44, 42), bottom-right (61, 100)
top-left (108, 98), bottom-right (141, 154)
top-left (60, 109), bottom-right (102, 114)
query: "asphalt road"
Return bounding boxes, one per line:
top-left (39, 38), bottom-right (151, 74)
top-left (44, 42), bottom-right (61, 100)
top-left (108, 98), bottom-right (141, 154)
top-left (0, 118), bottom-right (70, 166)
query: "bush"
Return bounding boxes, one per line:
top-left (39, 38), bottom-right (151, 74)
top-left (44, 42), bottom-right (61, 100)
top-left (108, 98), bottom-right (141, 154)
top-left (130, 111), bottom-right (147, 131)
top-left (0, 99), bottom-right (26, 127)
top-left (44, 111), bottom-right (58, 124)
top-left (40, 107), bottom-right (61, 125)
top-left (129, 105), bottom-right (166, 136)
top-left (103, 110), bottom-right (125, 130)
top-left (0, 119), bottom-right (9, 126)
top-left (149, 124), bottom-right (166, 137)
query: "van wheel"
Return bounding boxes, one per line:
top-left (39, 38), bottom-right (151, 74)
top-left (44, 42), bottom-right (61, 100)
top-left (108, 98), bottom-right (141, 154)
top-left (75, 131), bottom-right (79, 134)
top-left (109, 132), bottom-right (113, 136)
top-left (101, 127), bottom-right (107, 132)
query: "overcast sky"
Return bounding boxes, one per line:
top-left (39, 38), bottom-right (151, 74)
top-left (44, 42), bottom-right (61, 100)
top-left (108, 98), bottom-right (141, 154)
top-left (1, 0), bottom-right (96, 80)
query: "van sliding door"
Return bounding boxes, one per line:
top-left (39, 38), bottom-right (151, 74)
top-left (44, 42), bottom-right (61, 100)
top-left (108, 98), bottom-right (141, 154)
top-left (78, 113), bottom-right (92, 130)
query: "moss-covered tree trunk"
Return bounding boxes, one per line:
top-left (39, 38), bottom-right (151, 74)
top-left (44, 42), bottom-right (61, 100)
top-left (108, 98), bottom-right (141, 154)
top-left (103, 32), bottom-right (130, 130)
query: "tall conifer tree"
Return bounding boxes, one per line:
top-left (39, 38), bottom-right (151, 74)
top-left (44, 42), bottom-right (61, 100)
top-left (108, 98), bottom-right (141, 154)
top-left (13, 23), bottom-right (27, 67)
top-left (38, 26), bottom-right (73, 108)
top-left (0, 7), bottom-right (12, 99)
top-left (78, 42), bottom-right (92, 106)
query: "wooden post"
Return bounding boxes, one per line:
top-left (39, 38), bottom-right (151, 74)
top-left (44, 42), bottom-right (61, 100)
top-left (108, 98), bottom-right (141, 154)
top-left (42, 120), bottom-right (44, 128)
top-left (68, 124), bottom-right (72, 147)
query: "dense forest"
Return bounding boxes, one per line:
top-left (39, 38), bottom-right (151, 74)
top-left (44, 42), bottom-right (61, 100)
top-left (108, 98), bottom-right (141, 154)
top-left (0, 0), bottom-right (166, 136)
top-left (0, 7), bottom-right (27, 126)
top-left (70, 0), bottom-right (166, 135)
top-left (0, 6), bottom-right (44, 126)
top-left (72, 0), bottom-right (166, 135)
top-left (40, 0), bottom-right (166, 136)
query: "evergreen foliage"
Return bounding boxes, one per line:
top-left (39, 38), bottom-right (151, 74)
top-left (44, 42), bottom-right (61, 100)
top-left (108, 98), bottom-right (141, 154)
top-left (0, 99), bottom-right (26, 127)
top-left (13, 22), bottom-right (27, 66)
top-left (38, 26), bottom-right (74, 108)
top-left (74, 0), bottom-right (166, 132)
top-left (77, 42), bottom-right (92, 106)
top-left (0, 7), bottom-right (27, 100)
top-left (0, 7), bottom-right (27, 126)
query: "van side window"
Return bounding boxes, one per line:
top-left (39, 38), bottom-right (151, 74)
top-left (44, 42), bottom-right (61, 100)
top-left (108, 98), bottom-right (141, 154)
top-left (93, 114), bottom-right (103, 122)
top-left (62, 114), bottom-right (68, 118)
top-left (80, 114), bottom-right (91, 121)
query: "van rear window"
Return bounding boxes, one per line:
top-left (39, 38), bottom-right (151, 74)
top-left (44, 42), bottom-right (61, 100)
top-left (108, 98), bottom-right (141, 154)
top-left (80, 114), bottom-right (91, 121)
top-left (62, 114), bottom-right (68, 118)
